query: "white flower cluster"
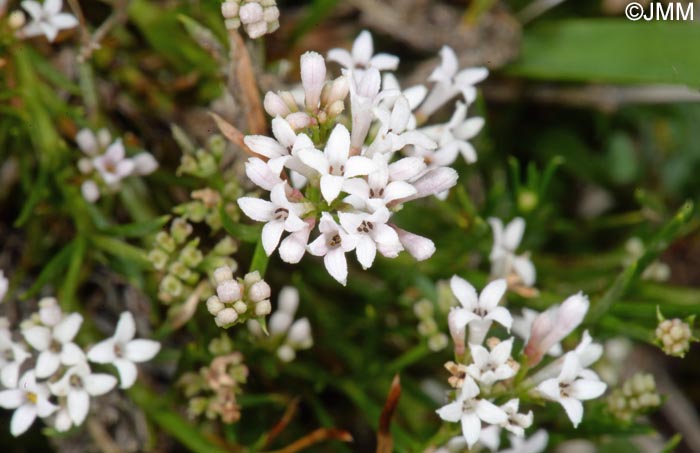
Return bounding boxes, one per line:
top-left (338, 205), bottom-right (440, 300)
top-left (207, 268), bottom-right (273, 327)
top-left (76, 128), bottom-right (158, 203)
top-left (0, 299), bottom-right (160, 436)
top-left (439, 276), bottom-right (608, 450)
top-left (17, 0), bottom-right (77, 42)
top-left (221, 0), bottom-right (280, 39)
top-left (488, 217), bottom-right (536, 288)
top-left (237, 32), bottom-right (487, 285)
top-left (248, 286), bottom-right (313, 362)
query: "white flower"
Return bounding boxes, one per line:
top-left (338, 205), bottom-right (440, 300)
top-left (327, 30), bottom-right (399, 73)
top-left (48, 362), bottom-right (117, 427)
top-left (131, 152), bottom-right (158, 176)
top-left (22, 312), bottom-right (84, 379)
top-left (449, 277), bottom-right (512, 345)
top-left (237, 183), bottom-right (309, 256)
top-left (244, 157), bottom-right (284, 191)
top-left (0, 270), bottom-right (8, 302)
top-left (20, 0), bottom-right (77, 42)
top-left (436, 376), bottom-right (507, 449)
top-left (498, 399), bottom-right (533, 437)
top-left (93, 139), bottom-right (135, 186)
top-left (307, 212), bottom-right (359, 285)
top-left (488, 217), bottom-right (535, 286)
top-left (524, 292), bottom-right (589, 366)
top-left (349, 68), bottom-right (383, 149)
top-left (512, 308), bottom-right (562, 357)
top-left (279, 218), bottom-right (315, 264)
top-left (467, 338), bottom-right (516, 385)
top-left (418, 101), bottom-right (483, 165)
top-left (338, 208), bottom-right (402, 269)
top-left (499, 429), bottom-right (549, 453)
top-left (297, 124), bottom-right (376, 203)
top-left (76, 128), bottom-right (112, 157)
top-left (0, 371), bottom-right (58, 436)
top-left (369, 95), bottom-right (436, 155)
top-left (531, 330), bottom-right (604, 384)
top-left (380, 73), bottom-right (427, 130)
top-left (86, 312), bottom-right (160, 389)
top-left (536, 352), bottom-right (607, 427)
top-left (417, 46), bottom-right (488, 119)
top-left (0, 335), bottom-right (31, 388)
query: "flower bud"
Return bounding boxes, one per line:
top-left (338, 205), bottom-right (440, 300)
top-left (245, 21), bottom-right (267, 39)
top-left (243, 271), bottom-right (262, 287)
top-left (155, 231), bottom-right (176, 253)
top-left (179, 245), bottom-right (203, 268)
top-left (326, 100), bottom-right (345, 119)
top-left (248, 280), bottom-right (271, 302)
top-left (413, 299), bottom-right (434, 319)
top-left (217, 280), bottom-right (242, 303)
top-left (393, 226), bottom-right (435, 261)
top-left (233, 300), bottom-right (248, 314)
top-left (327, 76), bottom-right (349, 104)
top-left (264, 92), bottom-right (291, 117)
top-left (428, 333), bottom-right (449, 351)
top-left (213, 266), bottom-right (233, 285)
top-left (213, 237), bottom-right (238, 256)
top-left (448, 309), bottom-right (466, 357)
top-left (655, 317), bottom-right (693, 357)
top-left (77, 157), bottom-right (93, 174)
top-left (300, 51), bottom-right (326, 110)
top-left (215, 308), bottom-right (238, 327)
top-left (132, 153), bottom-right (158, 175)
top-left (255, 299), bottom-right (272, 316)
top-left (207, 296), bottom-right (225, 315)
top-left (81, 180), bottom-right (100, 203)
top-left (287, 318), bottom-right (312, 349)
top-left (9, 11), bottom-right (27, 30)
top-left (221, 1), bottom-right (239, 19)
top-left (285, 112), bottom-right (312, 130)
top-left (170, 218), bottom-right (193, 244)
top-left (161, 275), bottom-right (183, 298)
top-left (239, 2), bottom-right (263, 24)
top-left (277, 344), bottom-right (295, 362)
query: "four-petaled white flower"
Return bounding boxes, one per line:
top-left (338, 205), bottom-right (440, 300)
top-left (536, 352), bottom-right (607, 427)
top-left (20, 0), bottom-right (77, 42)
top-left (87, 312), bottom-right (161, 389)
top-left (488, 217), bottom-right (535, 287)
top-left (22, 312), bottom-right (84, 379)
top-left (0, 334), bottom-right (31, 388)
top-left (369, 95), bottom-right (436, 155)
top-left (449, 277), bottom-right (512, 346)
top-left (48, 362), bottom-right (117, 427)
top-left (419, 101), bottom-right (483, 166)
top-left (500, 429), bottom-right (549, 453)
top-left (418, 46), bottom-right (488, 119)
top-left (297, 124), bottom-right (376, 203)
top-left (327, 30), bottom-right (399, 73)
top-left (498, 398), bottom-right (534, 437)
top-left (467, 338), bottom-right (516, 385)
top-left (92, 139), bottom-right (135, 186)
top-left (436, 376), bottom-right (507, 449)
top-left (307, 212), bottom-right (358, 285)
top-left (0, 371), bottom-right (58, 436)
top-left (237, 183), bottom-right (309, 256)
top-left (338, 207), bottom-right (402, 269)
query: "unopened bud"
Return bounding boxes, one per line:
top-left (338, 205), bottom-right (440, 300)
top-left (233, 300), bottom-right (248, 314)
top-left (217, 280), bottom-right (242, 303)
top-left (213, 266), bottom-right (233, 285)
top-left (215, 308), bottom-right (238, 327)
top-left (255, 299), bottom-right (272, 316)
top-left (249, 280), bottom-right (271, 302)
top-left (207, 296), bottom-right (225, 315)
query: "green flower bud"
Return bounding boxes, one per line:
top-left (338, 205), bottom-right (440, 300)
top-left (170, 218), bottom-right (193, 244)
top-left (161, 275), bottom-right (184, 298)
top-left (148, 248), bottom-right (169, 271)
top-left (155, 231), bottom-right (176, 254)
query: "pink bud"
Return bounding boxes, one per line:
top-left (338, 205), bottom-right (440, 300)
top-left (448, 309), bottom-right (466, 356)
top-left (300, 51), bottom-right (327, 110)
top-left (392, 225), bottom-right (435, 261)
top-left (285, 112), bottom-right (312, 129)
top-left (402, 167), bottom-right (458, 202)
top-left (239, 2), bottom-right (263, 24)
top-left (264, 92), bottom-right (291, 117)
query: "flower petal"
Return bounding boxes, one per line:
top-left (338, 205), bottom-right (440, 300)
top-left (87, 339), bottom-right (117, 364)
top-left (559, 397), bottom-right (584, 427)
top-left (124, 339), bottom-right (161, 362)
top-left (114, 358), bottom-right (138, 389)
top-left (22, 326), bottom-right (51, 351)
top-left (35, 351), bottom-right (60, 378)
top-left (450, 276), bottom-right (478, 310)
top-left (476, 399), bottom-right (508, 424)
top-left (435, 400), bottom-right (462, 423)
top-left (11, 404), bottom-right (37, 436)
top-left (237, 197), bottom-right (274, 223)
top-left (320, 174), bottom-right (344, 204)
top-left (479, 279), bottom-right (507, 310)
top-left (114, 312), bottom-right (136, 343)
top-left (54, 313), bottom-right (83, 344)
top-left (571, 379), bottom-right (607, 401)
top-left (0, 390), bottom-right (25, 409)
top-left (461, 412), bottom-right (482, 449)
top-left (67, 388), bottom-right (90, 425)
top-left (262, 220), bottom-right (285, 256)
top-left (85, 373), bottom-right (118, 396)
top-left (323, 247), bottom-right (348, 285)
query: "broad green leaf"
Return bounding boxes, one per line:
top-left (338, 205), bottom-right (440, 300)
top-left (507, 20), bottom-right (700, 86)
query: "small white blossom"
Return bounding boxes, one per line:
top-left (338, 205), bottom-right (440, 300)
top-left (369, 95), bottom-right (436, 155)
top-left (536, 352), bottom-right (607, 427)
top-left (418, 101), bottom-right (483, 166)
top-left (22, 311), bottom-right (84, 379)
top-left (48, 362), bottom-right (117, 427)
top-left (498, 399), bottom-right (533, 437)
top-left (0, 331), bottom-right (31, 388)
top-left (436, 376), bottom-right (507, 449)
top-left (467, 338), bottom-right (516, 385)
top-left (0, 371), bottom-right (58, 436)
top-left (449, 277), bottom-right (512, 345)
top-left (488, 217), bottom-right (535, 286)
top-left (20, 0), bottom-right (77, 42)
top-left (499, 429), bottom-right (549, 453)
top-left (339, 207), bottom-right (402, 269)
top-left (307, 212), bottom-right (358, 285)
top-left (92, 139), bottom-right (135, 186)
top-left (327, 30), bottom-right (399, 73)
top-left (86, 312), bottom-right (160, 389)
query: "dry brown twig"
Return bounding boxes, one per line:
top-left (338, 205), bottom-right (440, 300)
top-left (262, 397), bottom-right (301, 449)
top-left (377, 374), bottom-right (402, 453)
top-left (227, 30), bottom-right (267, 135)
top-left (265, 428), bottom-right (353, 453)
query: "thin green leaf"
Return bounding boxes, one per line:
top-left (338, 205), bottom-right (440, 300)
top-left (250, 238), bottom-right (269, 277)
top-left (22, 240), bottom-right (76, 300)
top-left (91, 235), bottom-right (151, 267)
top-left (220, 204), bottom-right (261, 243)
top-left (99, 215), bottom-right (171, 238)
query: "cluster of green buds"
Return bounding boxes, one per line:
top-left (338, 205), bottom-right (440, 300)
top-left (607, 373), bottom-right (661, 422)
top-left (148, 218), bottom-right (237, 309)
top-left (174, 133), bottom-right (243, 231)
top-left (413, 281), bottom-right (455, 352)
top-left (206, 267), bottom-right (272, 328)
top-left (655, 308), bottom-right (696, 358)
top-left (178, 336), bottom-right (248, 424)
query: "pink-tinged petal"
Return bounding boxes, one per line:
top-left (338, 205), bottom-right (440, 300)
top-left (307, 235), bottom-right (330, 257)
top-left (485, 306), bottom-right (513, 331)
top-left (51, 13), bottom-right (78, 30)
top-left (279, 222), bottom-right (313, 263)
top-left (67, 388), bottom-right (90, 425)
top-left (352, 30), bottom-right (373, 65)
top-left (124, 339), bottom-right (161, 362)
top-left (237, 197), bottom-right (274, 223)
top-left (559, 397), bottom-right (584, 427)
top-left (324, 124), bottom-right (351, 167)
top-left (326, 48), bottom-right (354, 69)
top-left (54, 313), bottom-right (83, 344)
top-left (85, 374), bottom-right (118, 396)
top-left (461, 412), bottom-right (482, 449)
top-left (11, 404), bottom-right (37, 436)
top-left (271, 117), bottom-right (297, 148)
top-left (371, 223), bottom-right (400, 250)
top-left (297, 148), bottom-right (329, 175)
top-left (21, 1), bottom-right (43, 19)
top-left (389, 96), bottom-right (411, 132)
top-left (394, 227), bottom-right (434, 261)
top-left (323, 247), bottom-right (348, 285)
top-left (264, 92), bottom-right (291, 117)
top-left (60, 342), bottom-right (85, 366)
top-left (244, 135), bottom-right (286, 159)
top-left (114, 358), bottom-right (138, 389)
top-left (450, 276), bottom-right (478, 310)
top-left (320, 174), bottom-right (344, 204)
top-left (300, 51), bottom-right (326, 109)
top-left (476, 399), bottom-right (508, 425)
top-left (571, 379), bottom-right (606, 401)
top-left (383, 181), bottom-right (416, 203)
top-left (344, 156), bottom-right (376, 178)
top-left (536, 378), bottom-right (561, 402)
top-left (435, 400), bottom-right (462, 423)
top-left (86, 339), bottom-right (116, 364)
top-left (370, 53), bottom-right (399, 71)
top-left (104, 139), bottom-right (125, 161)
top-left (0, 389), bottom-right (25, 409)
top-left (355, 236), bottom-right (377, 270)
top-left (479, 279), bottom-right (507, 310)
top-left (114, 312), bottom-right (136, 343)
top-left (284, 213), bottom-right (306, 232)
top-left (457, 141), bottom-right (478, 164)
top-left (35, 351), bottom-right (60, 378)
top-left (22, 326), bottom-right (51, 351)
top-left (512, 256), bottom-right (536, 286)
top-left (76, 129), bottom-right (98, 155)
top-left (407, 167), bottom-right (458, 201)
top-left (261, 220), bottom-right (285, 256)
top-left (81, 180), bottom-right (100, 202)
